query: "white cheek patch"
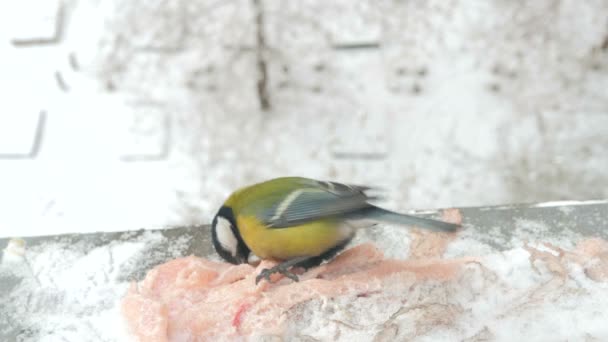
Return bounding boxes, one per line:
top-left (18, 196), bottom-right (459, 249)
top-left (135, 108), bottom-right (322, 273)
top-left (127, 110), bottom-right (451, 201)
top-left (215, 217), bottom-right (238, 257)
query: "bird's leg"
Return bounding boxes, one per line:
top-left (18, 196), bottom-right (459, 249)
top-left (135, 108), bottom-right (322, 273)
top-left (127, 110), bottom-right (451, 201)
top-left (255, 256), bottom-right (312, 284)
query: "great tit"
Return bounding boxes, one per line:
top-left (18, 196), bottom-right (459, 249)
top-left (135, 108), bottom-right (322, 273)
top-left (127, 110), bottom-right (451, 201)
top-left (211, 177), bottom-right (460, 284)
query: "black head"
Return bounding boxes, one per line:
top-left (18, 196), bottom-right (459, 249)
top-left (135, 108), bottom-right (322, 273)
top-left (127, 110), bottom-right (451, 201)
top-left (211, 206), bottom-right (250, 264)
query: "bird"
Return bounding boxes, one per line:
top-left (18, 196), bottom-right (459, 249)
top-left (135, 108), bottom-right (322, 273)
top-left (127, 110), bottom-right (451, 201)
top-left (210, 177), bottom-right (460, 284)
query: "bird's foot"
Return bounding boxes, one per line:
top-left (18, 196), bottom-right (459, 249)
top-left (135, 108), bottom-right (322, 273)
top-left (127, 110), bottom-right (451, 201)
top-left (255, 264), bottom-right (300, 285)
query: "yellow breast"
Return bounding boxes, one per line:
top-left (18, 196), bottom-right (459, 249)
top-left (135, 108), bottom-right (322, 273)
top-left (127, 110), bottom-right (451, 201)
top-left (236, 215), bottom-right (352, 260)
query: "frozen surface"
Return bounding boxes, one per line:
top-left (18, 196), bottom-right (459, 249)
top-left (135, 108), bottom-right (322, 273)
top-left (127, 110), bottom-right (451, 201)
top-left (0, 0), bottom-right (607, 237)
top-left (2, 203), bottom-right (607, 341)
top-left (0, 230), bottom-right (194, 341)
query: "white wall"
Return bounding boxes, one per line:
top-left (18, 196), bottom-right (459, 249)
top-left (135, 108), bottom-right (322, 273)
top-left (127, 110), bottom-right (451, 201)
top-left (1, 0), bottom-right (607, 236)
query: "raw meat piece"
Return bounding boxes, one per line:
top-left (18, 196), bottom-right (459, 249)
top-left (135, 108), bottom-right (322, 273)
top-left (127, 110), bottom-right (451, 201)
top-left (122, 243), bottom-right (473, 341)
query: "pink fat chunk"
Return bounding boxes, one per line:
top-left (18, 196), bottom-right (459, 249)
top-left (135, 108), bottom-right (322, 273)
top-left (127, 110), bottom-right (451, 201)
top-left (122, 242), bottom-right (470, 340)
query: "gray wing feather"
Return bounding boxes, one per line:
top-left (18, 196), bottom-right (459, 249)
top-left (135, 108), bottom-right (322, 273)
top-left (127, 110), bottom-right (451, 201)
top-left (263, 180), bottom-right (374, 228)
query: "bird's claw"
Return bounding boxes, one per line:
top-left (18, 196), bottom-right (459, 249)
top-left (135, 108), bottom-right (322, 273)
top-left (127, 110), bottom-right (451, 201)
top-left (255, 265), bottom-right (300, 285)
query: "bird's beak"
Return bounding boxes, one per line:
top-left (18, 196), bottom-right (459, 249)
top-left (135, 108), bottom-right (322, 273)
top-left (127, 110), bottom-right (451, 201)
top-left (233, 254), bottom-right (247, 265)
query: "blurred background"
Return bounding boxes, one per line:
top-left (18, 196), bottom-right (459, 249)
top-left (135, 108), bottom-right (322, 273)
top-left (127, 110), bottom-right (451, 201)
top-left (0, 0), bottom-right (606, 237)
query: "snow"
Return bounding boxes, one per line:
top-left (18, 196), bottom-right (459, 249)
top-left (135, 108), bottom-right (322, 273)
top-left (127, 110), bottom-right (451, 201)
top-left (532, 200), bottom-right (608, 208)
top-left (0, 0), bottom-right (607, 237)
top-left (0, 231), bottom-right (176, 341)
top-left (0, 0), bottom-right (607, 340)
top-left (4, 226), bottom-right (607, 341)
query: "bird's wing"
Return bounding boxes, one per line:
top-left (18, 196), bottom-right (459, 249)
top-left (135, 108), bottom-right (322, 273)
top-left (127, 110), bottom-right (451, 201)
top-left (261, 180), bottom-right (376, 229)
